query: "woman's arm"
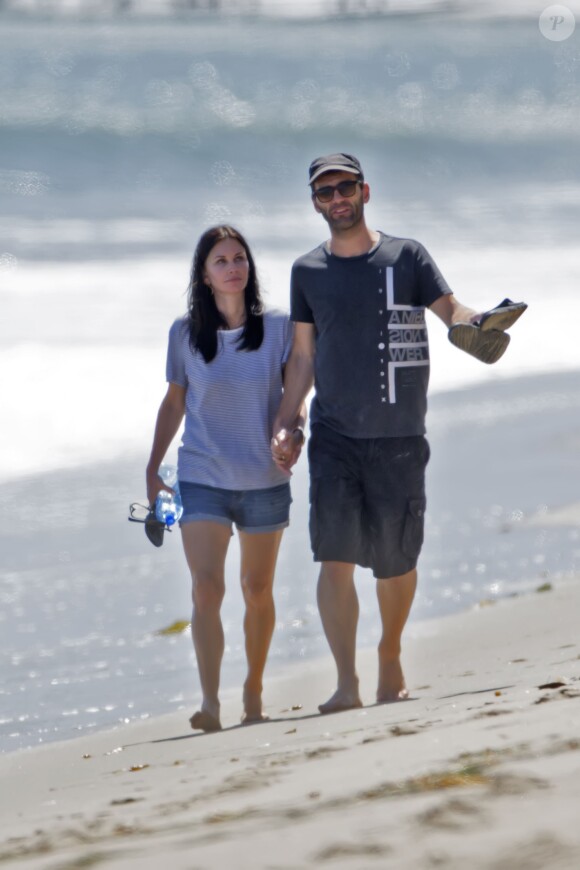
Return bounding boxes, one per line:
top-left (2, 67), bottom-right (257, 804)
top-left (145, 382), bottom-right (186, 505)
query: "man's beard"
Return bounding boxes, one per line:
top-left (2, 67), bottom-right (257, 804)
top-left (323, 200), bottom-right (364, 232)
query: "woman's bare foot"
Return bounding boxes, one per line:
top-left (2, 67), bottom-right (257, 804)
top-left (241, 711), bottom-right (270, 725)
top-left (318, 686), bottom-right (363, 715)
top-left (376, 659), bottom-right (409, 704)
top-left (241, 685), bottom-right (269, 725)
top-left (189, 703), bottom-right (222, 732)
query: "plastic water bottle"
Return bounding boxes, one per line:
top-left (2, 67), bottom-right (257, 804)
top-left (155, 463), bottom-right (183, 527)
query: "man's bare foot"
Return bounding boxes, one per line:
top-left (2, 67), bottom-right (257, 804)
top-left (376, 659), bottom-right (409, 704)
top-left (318, 688), bottom-right (363, 715)
top-left (189, 709), bottom-right (222, 732)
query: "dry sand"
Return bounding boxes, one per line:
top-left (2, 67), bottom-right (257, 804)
top-left (1, 580), bottom-right (579, 869)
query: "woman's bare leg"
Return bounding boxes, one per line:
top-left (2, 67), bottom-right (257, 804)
top-left (238, 528), bottom-right (284, 723)
top-left (181, 521), bottom-right (232, 731)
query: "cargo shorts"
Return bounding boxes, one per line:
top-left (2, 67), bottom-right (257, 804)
top-left (308, 423), bottom-right (429, 579)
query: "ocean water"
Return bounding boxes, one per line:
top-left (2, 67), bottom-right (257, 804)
top-left (1, 5), bottom-right (580, 752)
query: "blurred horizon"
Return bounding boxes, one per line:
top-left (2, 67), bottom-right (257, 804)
top-left (0, 0), bottom-right (565, 20)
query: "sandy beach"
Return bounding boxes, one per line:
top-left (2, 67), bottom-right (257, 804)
top-left (2, 575), bottom-right (579, 869)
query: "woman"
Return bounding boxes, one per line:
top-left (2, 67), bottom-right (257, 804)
top-left (146, 225), bottom-right (305, 732)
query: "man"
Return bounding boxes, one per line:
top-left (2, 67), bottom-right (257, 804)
top-left (272, 153), bottom-right (525, 714)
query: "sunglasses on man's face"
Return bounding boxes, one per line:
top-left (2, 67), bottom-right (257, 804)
top-left (312, 179), bottom-right (362, 203)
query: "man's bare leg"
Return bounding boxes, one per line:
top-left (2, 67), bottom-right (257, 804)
top-left (376, 568), bottom-right (417, 703)
top-left (238, 529), bottom-right (284, 724)
top-left (181, 521), bottom-right (231, 731)
top-left (317, 561), bottom-right (363, 714)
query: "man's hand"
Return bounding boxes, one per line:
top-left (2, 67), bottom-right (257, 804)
top-left (439, 297), bottom-right (527, 365)
top-left (429, 294), bottom-right (480, 328)
top-left (271, 428), bottom-right (304, 473)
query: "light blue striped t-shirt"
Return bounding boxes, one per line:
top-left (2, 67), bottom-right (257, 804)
top-left (166, 309), bottom-right (293, 490)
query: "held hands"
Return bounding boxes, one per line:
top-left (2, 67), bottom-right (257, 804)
top-left (271, 428), bottom-right (304, 474)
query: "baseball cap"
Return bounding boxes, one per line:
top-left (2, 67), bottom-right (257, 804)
top-left (308, 153), bottom-right (363, 185)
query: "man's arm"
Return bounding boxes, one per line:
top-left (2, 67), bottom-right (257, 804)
top-left (274, 322), bottom-right (315, 431)
top-left (271, 322), bottom-right (315, 469)
top-left (429, 293), bottom-right (480, 328)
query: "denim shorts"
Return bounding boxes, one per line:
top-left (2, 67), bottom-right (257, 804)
top-left (179, 481), bottom-right (292, 534)
top-left (308, 424), bottom-right (430, 579)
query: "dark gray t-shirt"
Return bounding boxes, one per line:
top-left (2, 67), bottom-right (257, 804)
top-left (291, 232), bottom-right (452, 438)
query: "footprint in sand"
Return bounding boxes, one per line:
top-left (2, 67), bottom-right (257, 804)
top-left (536, 687), bottom-right (580, 703)
top-left (390, 724), bottom-right (420, 736)
top-left (472, 708), bottom-right (514, 719)
top-left (417, 797), bottom-right (483, 830)
top-left (487, 772), bottom-right (548, 796)
top-left (315, 841), bottom-right (390, 861)
top-left (535, 677), bottom-right (580, 703)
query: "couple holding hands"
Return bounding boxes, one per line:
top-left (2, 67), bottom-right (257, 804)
top-left (145, 152), bottom-right (526, 732)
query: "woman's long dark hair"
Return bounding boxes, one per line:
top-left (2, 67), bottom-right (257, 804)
top-left (187, 225), bottom-right (264, 363)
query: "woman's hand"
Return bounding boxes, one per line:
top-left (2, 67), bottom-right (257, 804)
top-left (146, 468), bottom-right (174, 509)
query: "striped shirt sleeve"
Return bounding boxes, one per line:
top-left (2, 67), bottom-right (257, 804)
top-left (165, 318), bottom-right (187, 387)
